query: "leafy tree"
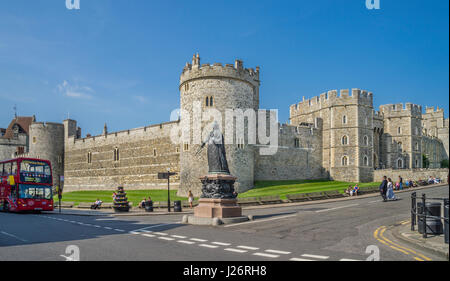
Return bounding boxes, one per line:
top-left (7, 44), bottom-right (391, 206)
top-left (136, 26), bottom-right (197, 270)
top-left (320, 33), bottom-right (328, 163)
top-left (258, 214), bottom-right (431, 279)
top-left (422, 154), bottom-right (430, 168)
top-left (441, 159), bottom-right (449, 168)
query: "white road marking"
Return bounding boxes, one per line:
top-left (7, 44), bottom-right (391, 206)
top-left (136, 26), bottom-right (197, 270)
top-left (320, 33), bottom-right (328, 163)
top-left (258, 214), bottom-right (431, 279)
top-left (368, 200), bottom-right (381, 204)
top-left (171, 235), bottom-right (187, 239)
top-left (129, 231), bottom-right (140, 235)
top-left (177, 240), bottom-right (195, 245)
top-left (224, 214), bottom-right (297, 227)
top-left (315, 204), bottom-right (359, 213)
top-left (104, 227), bottom-right (113, 230)
top-left (237, 246), bottom-right (259, 250)
top-left (142, 234), bottom-right (156, 238)
top-left (253, 252), bottom-right (280, 258)
top-left (114, 229), bottom-right (125, 232)
top-left (290, 258), bottom-right (315, 261)
top-left (199, 244), bottom-right (219, 249)
top-left (153, 232), bottom-right (168, 236)
top-left (224, 248), bottom-right (248, 253)
top-left (94, 225), bottom-right (101, 228)
top-left (158, 236), bottom-right (175, 241)
top-left (265, 249), bottom-right (291, 255)
top-left (0, 231), bottom-right (28, 242)
top-left (301, 254), bottom-right (329, 260)
top-left (131, 223), bottom-right (179, 232)
top-left (190, 238), bottom-right (208, 242)
top-left (212, 242), bottom-right (231, 246)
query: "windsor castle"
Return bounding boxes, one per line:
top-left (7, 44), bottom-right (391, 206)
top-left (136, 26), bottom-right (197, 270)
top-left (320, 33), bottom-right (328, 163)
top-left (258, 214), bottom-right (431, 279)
top-left (1, 54), bottom-right (448, 196)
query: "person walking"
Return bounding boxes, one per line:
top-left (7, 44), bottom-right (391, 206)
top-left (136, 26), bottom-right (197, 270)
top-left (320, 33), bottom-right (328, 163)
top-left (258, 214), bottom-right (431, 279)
top-left (387, 178), bottom-right (397, 201)
top-left (188, 190), bottom-right (194, 208)
top-left (398, 175), bottom-right (403, 190)
top-left (379, 176), bottom-right (388, 202)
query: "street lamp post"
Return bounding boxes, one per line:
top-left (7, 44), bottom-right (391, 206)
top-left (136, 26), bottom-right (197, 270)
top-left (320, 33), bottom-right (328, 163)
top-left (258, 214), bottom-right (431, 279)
top-left (167, 168), bottom-right (171, 213)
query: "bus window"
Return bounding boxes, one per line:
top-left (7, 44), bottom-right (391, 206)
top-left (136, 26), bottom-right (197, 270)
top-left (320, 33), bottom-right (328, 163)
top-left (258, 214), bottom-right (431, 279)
top-left (0, 163), bottom-right (3, 176)
top-left (4, 163), bottom-right (11, 175)
top-left (12, 162), bottom-right (17, 175)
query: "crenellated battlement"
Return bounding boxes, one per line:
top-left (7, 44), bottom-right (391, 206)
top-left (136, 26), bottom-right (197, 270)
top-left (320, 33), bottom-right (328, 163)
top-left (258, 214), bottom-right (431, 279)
top-left (180, 53), bottom-right (260, 88)
top-left (373, 110), bottom-right (384, 119)
top-left (379, 103), bottom-right (422, 117)
top-left (424, 106), bottom-right (444, 114)
top-left (290, 88), bottom-right (374, 115)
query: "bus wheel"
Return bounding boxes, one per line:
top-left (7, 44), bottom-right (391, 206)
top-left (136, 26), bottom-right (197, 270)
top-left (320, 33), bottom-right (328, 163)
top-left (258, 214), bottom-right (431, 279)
top-left (4, 201), bottom-right (9, 213)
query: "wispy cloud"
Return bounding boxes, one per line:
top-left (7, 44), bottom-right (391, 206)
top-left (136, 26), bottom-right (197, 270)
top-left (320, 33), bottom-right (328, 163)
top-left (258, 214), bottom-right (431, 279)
top-left (133, 95), bottom-right (148, 103)
top-left (57, 80), bottom-right (94, 99)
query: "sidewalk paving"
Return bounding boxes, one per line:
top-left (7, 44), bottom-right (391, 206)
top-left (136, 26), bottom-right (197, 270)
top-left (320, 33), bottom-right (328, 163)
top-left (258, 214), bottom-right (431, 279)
top-left (45, 207), bottom-right (194, 217)
top-left (391, 221), bottom-right (449, 260)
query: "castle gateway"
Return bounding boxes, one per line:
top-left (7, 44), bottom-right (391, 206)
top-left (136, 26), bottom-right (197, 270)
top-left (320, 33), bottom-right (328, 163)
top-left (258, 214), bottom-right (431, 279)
top-left (1, 54), bottom-right (448, 196)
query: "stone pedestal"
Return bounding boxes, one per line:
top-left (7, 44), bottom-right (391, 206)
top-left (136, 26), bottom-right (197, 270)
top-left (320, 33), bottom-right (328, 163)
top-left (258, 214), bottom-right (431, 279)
top-left (194, 173), bottom-right (243, 219)
top-left (194, 198), bottom-right (242, 218)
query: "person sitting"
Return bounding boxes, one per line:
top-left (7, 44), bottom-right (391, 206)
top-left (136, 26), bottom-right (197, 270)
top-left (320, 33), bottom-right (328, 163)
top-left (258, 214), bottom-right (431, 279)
top-left (434, 177), bottom-right (441, 184)
top-left (91, 199), bottom-right (103, 209)
top-left (345, 185), bottom-right (353, 196)
top-left (395, 182), bottom-right (400, 190)
top-left (353, 184), bottom-right (360, 196)
top-left (139, 198), bottom-right (146, 209)
top-left (428, 176), bottom-right (434, 184)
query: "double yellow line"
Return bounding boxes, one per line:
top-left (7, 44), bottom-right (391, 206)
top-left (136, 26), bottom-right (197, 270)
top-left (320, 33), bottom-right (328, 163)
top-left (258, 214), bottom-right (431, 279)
top-left (373, 222), bottom-right (432, 261)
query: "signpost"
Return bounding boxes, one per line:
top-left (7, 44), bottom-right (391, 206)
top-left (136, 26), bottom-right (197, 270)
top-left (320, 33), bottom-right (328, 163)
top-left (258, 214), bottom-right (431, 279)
top-left (58, 175), bottom-right (64, 213)
top-left (158, 169), bottom-right (176, 212)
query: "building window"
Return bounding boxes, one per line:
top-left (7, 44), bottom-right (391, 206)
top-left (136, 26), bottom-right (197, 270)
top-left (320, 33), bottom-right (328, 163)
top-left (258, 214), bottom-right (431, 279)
top-left (415, 159), bottom-right (419, 167)
top-left (363, 155), bottom-right (369, 166)
top-left (205, 97), bottom-right (209, 107)
top-left (342, 135), bottom-right (349, 145)
top-left (58, 156), bottom-right (62, 164)
top-left (153, 148), bottom-right (157, 157)
top-left (397, 159), bottom-right (403, 169)
top-left (398, 127), bottom-right (401, 135)
top-left (342, 156), bottom-right (349, 166)
top-left (114, 148), bottom-right (120, 162)
top-left (363, 135), bottom-right (369, 146)
top-left (184, 83), bottom-right (189, 91)
top-left (342, 115), bottom-right (347, 124)
top-left (183, 143), bottom-right (189, 151)
top-left (87, 152), bottom-right (92, 164)
top-left (415, 142), bottom-right (419, 151)
top-left (398, 142), bottom-right (403, 152)
top-left (176, 147), bottom-right (180, 153)
top-left (237, 138), bottom-right (244, 149)
top-left (294, 138), bottom-right (300, 148)
top-left (210, 96), bottom-right (214, 107)
top-left (33, 137), bottom-right (37, 144)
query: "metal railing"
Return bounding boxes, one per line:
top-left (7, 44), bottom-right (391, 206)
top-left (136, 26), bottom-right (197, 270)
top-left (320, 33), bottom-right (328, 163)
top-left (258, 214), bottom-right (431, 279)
top-left (411, 191), bottom-right (449, 243)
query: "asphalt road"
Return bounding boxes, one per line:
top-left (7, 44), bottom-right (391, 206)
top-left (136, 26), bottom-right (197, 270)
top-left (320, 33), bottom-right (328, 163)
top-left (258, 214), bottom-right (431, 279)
top-left (0, 184), bottom-right (448, 261)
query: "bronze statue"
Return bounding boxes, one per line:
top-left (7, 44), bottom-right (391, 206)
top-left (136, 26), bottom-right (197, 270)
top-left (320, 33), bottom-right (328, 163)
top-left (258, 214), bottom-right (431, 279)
top-left (196, 122), bottom-right (230, 175)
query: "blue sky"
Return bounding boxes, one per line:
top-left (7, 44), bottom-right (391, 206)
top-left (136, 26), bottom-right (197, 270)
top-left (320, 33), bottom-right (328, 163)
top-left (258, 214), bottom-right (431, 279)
top-left (0, 0), bottom-right (448, 136)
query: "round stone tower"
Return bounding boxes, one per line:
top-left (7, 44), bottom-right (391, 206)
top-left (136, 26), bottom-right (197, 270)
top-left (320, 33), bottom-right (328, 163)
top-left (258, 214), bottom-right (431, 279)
top-left (178, 54), bottom-right (260, 196)
top-left (28, 122), bottom-right (65, 188)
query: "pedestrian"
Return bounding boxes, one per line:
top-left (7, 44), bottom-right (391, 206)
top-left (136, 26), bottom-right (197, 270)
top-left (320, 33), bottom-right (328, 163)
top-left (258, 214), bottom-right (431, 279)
top-left (386, 178), bottom-right (397, 201)
top-left (398, 175), bottom-right (403, 190)
top-left (91, 198), bottom-right (103, 209)
top-left (353, 184), bottom-right (359, 196)
top-left (139, 198), bottom-right (146, 209)
top-left (188, 190), bottom-right (194, 208)
top-left (379, 176), bottom-right (388, 202)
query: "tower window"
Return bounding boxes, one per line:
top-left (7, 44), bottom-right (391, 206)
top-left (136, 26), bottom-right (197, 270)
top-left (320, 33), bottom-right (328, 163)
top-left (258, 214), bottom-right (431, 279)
top-left (342, 115), bottom-right (347, 124)
top-left (184, 83), bottom-right (189, 91)
top-left (87, 152), bottom-right (92, 164)
top-left (363, 155), bottom-right (369, 166)
top-left (33, 137), bottom-right (37, 144)
top-left (153, 148), bottom-right (157, 157)
top-left (294, 138), bottom-right (300, 148)
top-left (205, 97), bottom-right (209, 107)
top-left (342, 135), bottom-right (349, 145)
top-left (397, 159), bottom-right (403, 169)
top-left (183, 143), bottom-right (189, 151)
top-left (237, 138), bottom-right (244, 149)
top-left (114, 148), bottom-right (120, 162)
top-left (363, 135), bottom-right (369, 146)
top-left (398, 127), bottom-right (401, 135)
top-left (210, 96), bottom-right (213, 107)
top-left (342, 156), bottom-right (349, 166)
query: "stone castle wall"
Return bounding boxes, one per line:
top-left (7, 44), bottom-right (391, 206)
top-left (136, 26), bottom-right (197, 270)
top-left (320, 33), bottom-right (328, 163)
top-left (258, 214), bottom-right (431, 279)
top-left (373, 168), bottom-right (449, 183)
top-left (63, 121), bottom-right (180, 192)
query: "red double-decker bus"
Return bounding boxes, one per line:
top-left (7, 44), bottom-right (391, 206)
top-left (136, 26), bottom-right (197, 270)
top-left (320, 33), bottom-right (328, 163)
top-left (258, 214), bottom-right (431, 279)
top-left (0, 158), bottom-right (54, 212)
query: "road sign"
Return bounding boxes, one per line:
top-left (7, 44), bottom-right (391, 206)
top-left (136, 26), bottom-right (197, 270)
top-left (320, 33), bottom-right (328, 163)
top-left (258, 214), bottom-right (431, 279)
top-left (158, 172), bottom-right (176, 179)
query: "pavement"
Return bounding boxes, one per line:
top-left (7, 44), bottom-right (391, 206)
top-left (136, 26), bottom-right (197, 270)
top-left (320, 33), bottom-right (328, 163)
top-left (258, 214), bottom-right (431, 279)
top-left (0, 184), bottom-right (448, 261)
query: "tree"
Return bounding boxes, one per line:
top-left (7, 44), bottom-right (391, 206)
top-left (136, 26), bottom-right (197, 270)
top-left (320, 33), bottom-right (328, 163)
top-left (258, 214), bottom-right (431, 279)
top-left (441, 159), bottom-right (449, 168)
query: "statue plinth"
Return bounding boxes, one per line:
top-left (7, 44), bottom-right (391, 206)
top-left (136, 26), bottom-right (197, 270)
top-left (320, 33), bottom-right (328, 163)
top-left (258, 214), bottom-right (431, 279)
top-left (194, 174), bottom-right (242, 218)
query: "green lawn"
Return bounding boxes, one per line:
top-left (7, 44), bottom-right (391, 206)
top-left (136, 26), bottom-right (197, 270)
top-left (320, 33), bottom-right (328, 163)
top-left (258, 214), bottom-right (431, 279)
top-left (56, 179), bottom-right (381, 205)
top-left (55, 190), bottom-right (190, 206)
top-left (238, 179), bottom-right (381, 200)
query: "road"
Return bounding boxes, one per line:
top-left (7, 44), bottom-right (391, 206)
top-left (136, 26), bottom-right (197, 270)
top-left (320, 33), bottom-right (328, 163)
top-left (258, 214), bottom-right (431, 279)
top-left (0, 184), bottom-right (448, 261)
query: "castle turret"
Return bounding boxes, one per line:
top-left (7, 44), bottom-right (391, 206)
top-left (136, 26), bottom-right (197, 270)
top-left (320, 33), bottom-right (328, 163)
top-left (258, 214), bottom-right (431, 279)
top-left (178, 54), bottom-right (260, 196)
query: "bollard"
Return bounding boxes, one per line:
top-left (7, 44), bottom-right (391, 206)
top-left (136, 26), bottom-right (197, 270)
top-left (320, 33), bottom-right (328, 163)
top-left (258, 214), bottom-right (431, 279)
top-left (422, 194), bottom-right (427, 238)
top-left (445, 199), bottom-right (449, 244)
top-left (411, 192), bottom-right (416, 231)
top-left (174, 200), bottom-right (182, 212)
